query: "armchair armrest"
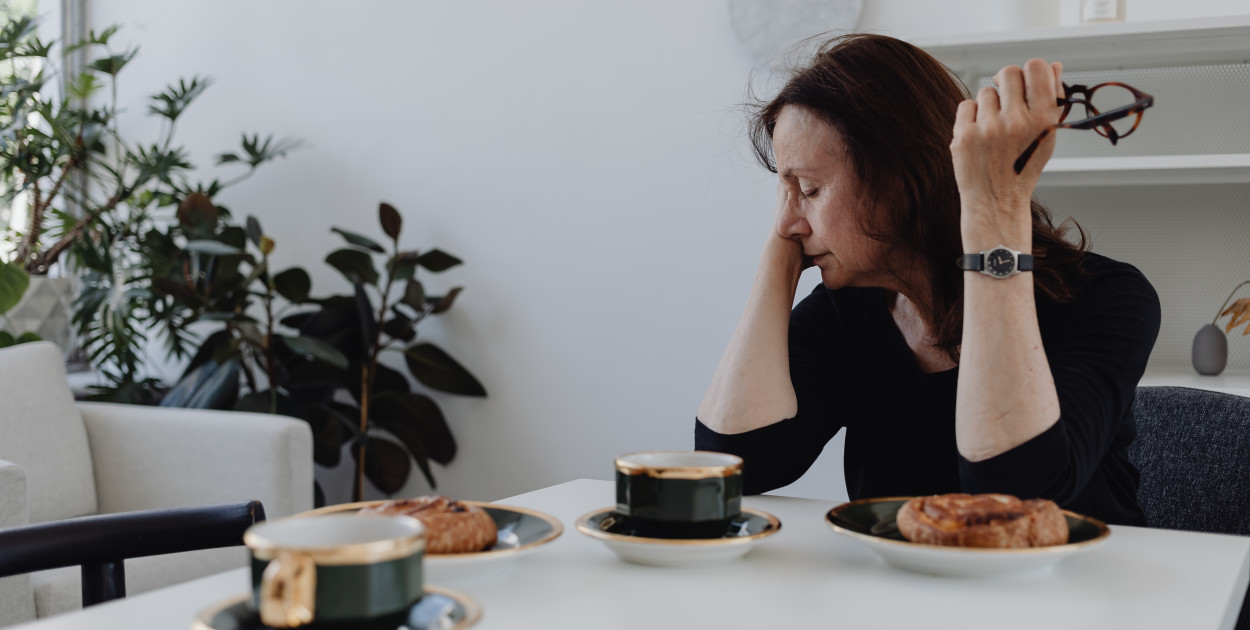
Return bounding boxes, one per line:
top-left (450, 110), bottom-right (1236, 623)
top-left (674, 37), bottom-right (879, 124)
top-left (0, 458), bottom-right (35, 626)
top-left (0, 458), bottom-right (28, 530)
top-left (77, 403), bottom-right (313, 519)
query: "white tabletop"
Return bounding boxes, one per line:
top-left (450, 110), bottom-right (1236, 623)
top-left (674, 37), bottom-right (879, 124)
top-left (15, 479), bottom-right (1250, 630)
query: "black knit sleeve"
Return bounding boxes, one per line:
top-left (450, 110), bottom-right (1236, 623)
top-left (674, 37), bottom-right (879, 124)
top-left (958, 262), bottom-right (1161, 504)
top-left (695, 288), bottom-right (849, 495)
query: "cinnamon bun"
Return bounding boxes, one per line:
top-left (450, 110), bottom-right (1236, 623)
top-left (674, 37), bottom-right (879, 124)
top-left (359, 496), bottom-right (498, 553)
top-left (896, 493), bottom-right (1068, 548)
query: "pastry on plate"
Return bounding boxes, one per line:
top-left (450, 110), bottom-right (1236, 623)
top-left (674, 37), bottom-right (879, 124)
top-left (359, 496), bottom-right (498, 553)
top-left (896, 493), bottom-right (1068, 548)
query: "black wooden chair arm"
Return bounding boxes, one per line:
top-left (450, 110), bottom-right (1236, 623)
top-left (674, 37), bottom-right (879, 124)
top-left (0, 500), bottom-right (265, 607)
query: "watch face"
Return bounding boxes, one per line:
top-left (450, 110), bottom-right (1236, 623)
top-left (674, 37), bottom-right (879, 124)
top-left (985, 248), bottom-right (1016, 277)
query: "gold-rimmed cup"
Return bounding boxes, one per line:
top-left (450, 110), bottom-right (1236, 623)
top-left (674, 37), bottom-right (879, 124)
top-left (615, 451), bottom-right (744, 538)
top-left (244, 514), bottom-right (427, 628)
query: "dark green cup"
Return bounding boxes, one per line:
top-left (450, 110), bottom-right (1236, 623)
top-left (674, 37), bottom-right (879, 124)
top-left (615, 451), bottom-right (744, 538)
top-left (244, 514), bottom-right (426, 628)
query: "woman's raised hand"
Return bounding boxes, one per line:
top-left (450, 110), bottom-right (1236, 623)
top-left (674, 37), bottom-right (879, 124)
top-left (772, 178), bottom-right (813, 271)
top-left (951, 59), bottom-right (1063, 247)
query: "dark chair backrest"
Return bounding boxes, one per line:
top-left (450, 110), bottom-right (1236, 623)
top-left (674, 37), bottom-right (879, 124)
top-left (0, 500), bottom-right (265, 607)
top-left (1129, 386), bottom-right (1250, 630)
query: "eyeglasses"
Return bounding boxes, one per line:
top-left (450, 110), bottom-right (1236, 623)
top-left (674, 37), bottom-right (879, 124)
top-left (1013, 82), bottom-right (1155, 174)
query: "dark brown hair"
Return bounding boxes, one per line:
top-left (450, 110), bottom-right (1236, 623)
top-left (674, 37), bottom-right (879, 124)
top-left (748, 33), bottom-right (1088, 361)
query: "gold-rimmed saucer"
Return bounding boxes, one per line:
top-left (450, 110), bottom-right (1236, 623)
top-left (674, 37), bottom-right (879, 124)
top-left (192, 584), bottom-right (481, 630)
top-left (296, 501), bottom-right (563, 582)
top-left (825, 496), bottom-right (1111, 578)
top-left (575, 507), bottom-right (781, 566)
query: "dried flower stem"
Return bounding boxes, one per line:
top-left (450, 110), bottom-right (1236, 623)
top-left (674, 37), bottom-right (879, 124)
top-left (1214, 280), bottom-right (1250, 325)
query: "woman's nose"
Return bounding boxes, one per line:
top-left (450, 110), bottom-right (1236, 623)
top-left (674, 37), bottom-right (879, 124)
top-left (776, 199), bottom-right (810, 240)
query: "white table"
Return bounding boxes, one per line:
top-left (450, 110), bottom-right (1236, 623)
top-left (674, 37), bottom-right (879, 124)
top-left (15, 479), bottom-right (1250, 630)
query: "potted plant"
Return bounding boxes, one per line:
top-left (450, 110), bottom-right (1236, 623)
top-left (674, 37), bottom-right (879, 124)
top-left (0, 16), bottom-right (296, 386)
top-left (1194, 280), bottom-right (1250, 376)
top-left (162, 203), bottom-right (486, 503)
top-left (0, 15), bottom-right (109, 350)
top-left (70, 130), bottom-right (297, 403)
top-left (307, 202), bottom-right (487, 502)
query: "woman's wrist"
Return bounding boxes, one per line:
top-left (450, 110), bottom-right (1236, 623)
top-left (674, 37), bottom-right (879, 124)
top-left (960, 202), bottom-right (1032, 253)
top-left (762, 233), bottom-right (806, 285)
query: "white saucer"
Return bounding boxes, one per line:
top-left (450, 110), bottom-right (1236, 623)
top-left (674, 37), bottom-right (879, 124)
top-left (192, 584), bottom-right (481, 630)
top-left (575, 507), bottom-right (781, 567)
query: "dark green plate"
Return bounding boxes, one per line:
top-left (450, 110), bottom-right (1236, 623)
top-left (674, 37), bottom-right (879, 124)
top-left (297, 501), bottom-right (563, 581)
top-left (824, 497), bottom-right (1112, 578)
top-left (299, 501), bottom-right (563, 557)
top-left (192, 585), bottom-right (480, 630)
top-left (826, 497), bottom-right (1108, 544)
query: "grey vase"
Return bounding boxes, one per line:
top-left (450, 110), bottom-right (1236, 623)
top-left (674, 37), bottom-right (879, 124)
top-left (1192, 324), bottom-right (1228, 376)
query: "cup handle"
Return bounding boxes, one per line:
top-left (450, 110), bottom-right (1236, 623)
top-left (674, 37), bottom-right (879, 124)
top-left (259, 552), bottom-right (317, 628)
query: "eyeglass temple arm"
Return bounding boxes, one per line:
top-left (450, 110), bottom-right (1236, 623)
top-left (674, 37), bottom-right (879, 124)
top-left (1013, 126), bottom-right (1055, 175)
top-left (1013, 87), bottom-right (1082, 174)
top-left (1012, 118), bottom-right (1116, 175)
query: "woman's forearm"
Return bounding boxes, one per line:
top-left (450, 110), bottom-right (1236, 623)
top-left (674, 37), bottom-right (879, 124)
top-left (955, 216), bottom-right (1061, 462)
top-left (951, 60), bottom-right (1067, 463)
top-left (698, 235), bottom-right (805, 435)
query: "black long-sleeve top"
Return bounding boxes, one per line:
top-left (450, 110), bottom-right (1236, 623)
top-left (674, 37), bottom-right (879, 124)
top-left (696, 253), bottom-right (1161, 526)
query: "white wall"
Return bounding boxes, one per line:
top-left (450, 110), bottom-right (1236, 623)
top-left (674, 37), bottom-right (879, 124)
top-left (70, 0), bottom-right (1250, 505)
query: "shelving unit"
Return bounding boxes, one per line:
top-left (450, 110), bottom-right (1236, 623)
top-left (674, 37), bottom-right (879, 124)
top-left (914, 16), bottom-right (1250, 189)
top-left (1040, 153), bottom-right (1250, 187)
top-left (1141, 368), bottom-right (1250, 397)
top-left (917, 15), bottom-right (1250, 74)
top-left (913, 18), bottom-right (1250, 379)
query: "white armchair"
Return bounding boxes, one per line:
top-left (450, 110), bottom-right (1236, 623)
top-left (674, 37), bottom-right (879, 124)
top-left (0, 342), bottom-right (313, 626)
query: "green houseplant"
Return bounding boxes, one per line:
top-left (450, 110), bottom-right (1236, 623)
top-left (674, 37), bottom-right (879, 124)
top-left (0, 257), bottom-right (38, 347)
top-left (0, 14), bottom-right (109, 348)
top-left (312, 202), bottom-right (486, 501)
top-left (1, 15), bottom-right (296, 395)
top-left (70, 130), bottom-right (297, 403)
top-left (165, 202), bottom-right (486, 502)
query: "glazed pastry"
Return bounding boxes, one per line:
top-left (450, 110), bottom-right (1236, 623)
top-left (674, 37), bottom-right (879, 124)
top-left (896, 493), bottom-right (1068, 548)
top-left (359, 496), bottom-right (498, 553)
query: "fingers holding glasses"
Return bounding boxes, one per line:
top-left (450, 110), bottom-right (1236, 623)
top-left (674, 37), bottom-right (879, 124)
top-left (994, 65), bottom-right (1026, 113)
top-left (1022, 59), bottom-right (1062, 116)
top-left (992, 60), bottom-right (1063, 125)
top-left (975, 85), bottom-right (1001, 121)
top-left (953, 98), bottom-right (977, 136)
top-left (951, 59), bottom-right (1066, 211)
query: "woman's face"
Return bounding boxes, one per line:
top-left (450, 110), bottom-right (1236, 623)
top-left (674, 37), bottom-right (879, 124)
top-left (772, 104), bottom-right (897, 290)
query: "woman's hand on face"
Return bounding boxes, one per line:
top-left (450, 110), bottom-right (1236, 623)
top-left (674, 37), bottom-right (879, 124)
top-left (951, 59), bottom-right (1063, 244)
top-left (772, 179), bottom-right (814, 271)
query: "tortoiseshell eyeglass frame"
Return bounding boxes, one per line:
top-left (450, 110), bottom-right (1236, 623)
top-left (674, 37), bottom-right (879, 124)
top-left (1013, 81), bottom-right (1156, 174)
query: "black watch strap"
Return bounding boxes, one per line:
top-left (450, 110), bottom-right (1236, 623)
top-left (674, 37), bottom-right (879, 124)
top-left (959, 253), bottom-right (983, 271)
top-left (958, 252), bottom-right (1034, 271)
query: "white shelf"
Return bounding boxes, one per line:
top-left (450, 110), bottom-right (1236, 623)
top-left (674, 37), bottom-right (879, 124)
top-left (1038, 153), bottom-right (1250, 187)
top-left (1140, 367), bottom-right (1250, 397)
top-left (916, 16), bottom-right (1250, 73)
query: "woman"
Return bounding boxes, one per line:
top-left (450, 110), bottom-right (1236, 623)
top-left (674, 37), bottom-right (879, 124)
top-left (695, 34), bottom-right (1160, 526)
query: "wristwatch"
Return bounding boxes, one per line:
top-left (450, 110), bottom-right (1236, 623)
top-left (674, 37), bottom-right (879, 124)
top-left (959, 245), bottom-right (1033, 278)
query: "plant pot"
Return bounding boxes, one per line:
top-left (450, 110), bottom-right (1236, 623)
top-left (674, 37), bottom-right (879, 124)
top-left (6, 276), bottom-right (75, 355)
top-left (1192, 324), bottom-right (1227, 376)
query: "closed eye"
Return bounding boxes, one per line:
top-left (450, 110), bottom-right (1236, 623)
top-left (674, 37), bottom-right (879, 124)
top-left (801, 187), bottom-right (820, 198)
